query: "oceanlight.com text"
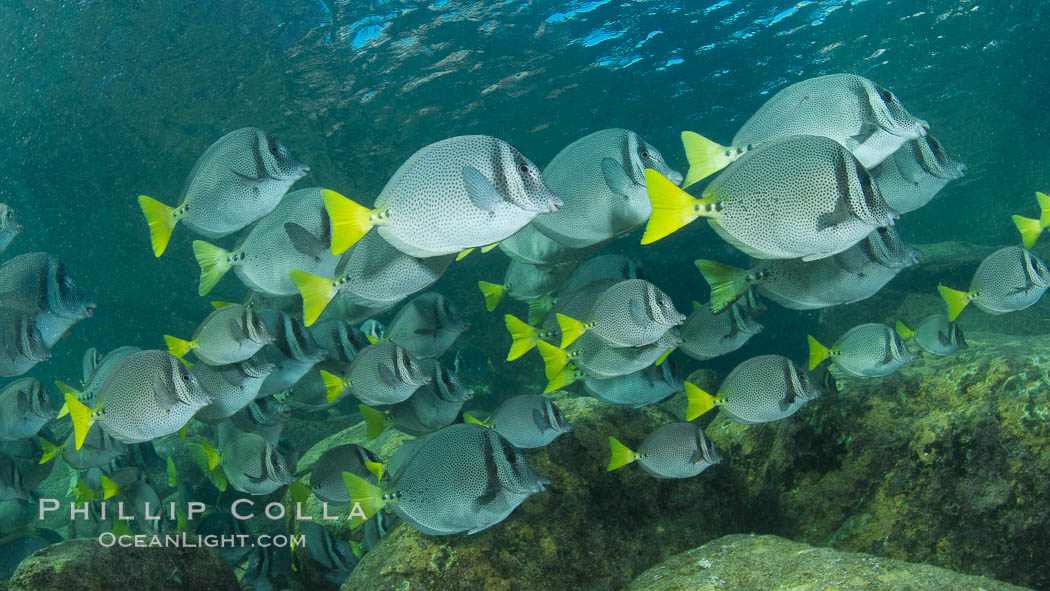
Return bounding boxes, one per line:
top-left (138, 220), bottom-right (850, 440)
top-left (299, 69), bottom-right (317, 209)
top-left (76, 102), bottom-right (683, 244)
top-left (97, 532), bottom-right (304, 548)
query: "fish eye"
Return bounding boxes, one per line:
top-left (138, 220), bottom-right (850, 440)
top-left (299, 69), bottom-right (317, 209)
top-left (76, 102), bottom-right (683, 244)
top-left (517, 163), bottom-right (530, 174)
top-left (881, 90), bottom-right (895, 103)
top-left (640, 149), bottom-right (651, 159)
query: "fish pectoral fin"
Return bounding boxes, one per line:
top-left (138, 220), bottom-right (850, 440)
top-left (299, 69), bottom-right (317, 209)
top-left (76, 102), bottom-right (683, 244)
top-left (601, 157), bottom-right (634, 197)
top-left (815, 196), bottom-right (855, 232)
top-left (244, 467), bottom-right (269, 484)
top-left (377, 362), bottom-right (400, 387)
top-left (473, 481), bottom-right (503, 511)
top-left (689, 448), bottom-right (707, 465)
top-left (532, 409), bottom-right (550, 433)
top-left (413, 327), bottom-right (440, 336)
top-left (152, 372), bottom-right (180, 411)
top-left (847, 123), bottom-right (879, 149)
top-left (284, 222), bottom-right (328, 261)
top-left (462, 166), bottom-right (507, 213)
top-left (628, 299), bottom-right (649, 326)
top-left (231, 169), bottom-right (268, 185)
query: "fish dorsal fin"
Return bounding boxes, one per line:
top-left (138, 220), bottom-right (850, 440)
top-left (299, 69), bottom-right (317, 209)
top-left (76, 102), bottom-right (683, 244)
top-left (462, 166), bottom-right (505, 213)
top-left (377, 362), bottom-right (399, 387)
top-left (152, 371), bottom-right (180, 411)
top-left (601, 157), bottom-right (634, 197)
top-left (284, 222), bottom-right (327, 261)
top-left (532, 408), bottom-right (550, 433)
top-left (629, 299), bottom-right (649, 325)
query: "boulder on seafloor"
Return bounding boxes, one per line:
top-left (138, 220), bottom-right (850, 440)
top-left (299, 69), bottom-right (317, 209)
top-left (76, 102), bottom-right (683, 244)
top-left (704, 331), bottom-right (1050, 589)
top-left (624, 533), bottom-right (1030, 591)
top-left (7, 538), bottom-right (239, 591)
top-left (336, 390), bottom-right (766, 591)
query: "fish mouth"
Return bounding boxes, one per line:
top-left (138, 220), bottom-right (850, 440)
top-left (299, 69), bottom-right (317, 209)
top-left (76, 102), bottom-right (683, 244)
top-left (461, 322), bottom-right (471, 331)
top-left (84, 303), bottom-right (97, 317)
top-left (548, 193), bottom-right (565, 212)
top-left (667, 170), bottom-right (685, 186)
top-left (15, 225), bottom-right (23, 233)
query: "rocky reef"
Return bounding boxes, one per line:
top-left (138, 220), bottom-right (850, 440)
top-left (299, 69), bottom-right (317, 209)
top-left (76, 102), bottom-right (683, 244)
top-left (625, 534), bottom-right (1030, 590)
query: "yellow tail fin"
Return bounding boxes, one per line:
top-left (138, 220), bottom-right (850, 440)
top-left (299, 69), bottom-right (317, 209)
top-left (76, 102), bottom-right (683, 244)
top-left (505, 314), bottom-right (540, 360)
top-left (607, 436), bottom-right (639, 471)
top-left (138, 195), bottom-right (179, 257)
top-left (64, 392), bottom-right (96, 451)
top-left (1013, 215), bottom-right (1044, 250)
top-left (72, 477), bottom-right (95, 503)
top-left (364, 461), bottom-right (384, 482)
top-left (192, 241), bottom-right (234, 296)
top-left (680, 131), bottom-right (736, 188)
top-left (359, 405), bottom-right (389, 440)
top-left (536, 340), bottom-right (571, 380)
top-left (456, 248), bottom-right (475, 261)
top-left (938, 285), bottom-right (974, 322)
top-left (895, 320), bottom-right (916, 340)
top-left (164, 335), bottom-right (197, 359)
top-left (198, 438), bottom-right (222, 472)
top-left (694, 259), bottom-right (751, 313)
top-left (54, 380), bottom-right (80, 419)
top-left (167, 457), bottom-right (178, 488)
top-left (641, 169), bottom-right (721, 245)
top-left (321, 370), bottom-right (350, 404)
top-left (807, 335), bottom-right (831, 371)
top-left (1038, 191), bottom-right (1050, 227)
top-left (463, 413), bottom-right (493, 427)
top-left (685, 382), bottom-right (720, 421)
top-left (323, 189), bottom-right (375, 255)
top-left (289, 270), bottom-right (339, 327)
top-left (100, 475), bottom-right (121, 500)
top-left (341, 471), bottom-right (386, 527)
top-left (38, 437), bottom-right (61, 464)
top-left (477, 281), bottom-right (506, 312)
top-left (556, 313), bottom-right (589, 348)
top-left (544, 365), bottom-right (578, 393)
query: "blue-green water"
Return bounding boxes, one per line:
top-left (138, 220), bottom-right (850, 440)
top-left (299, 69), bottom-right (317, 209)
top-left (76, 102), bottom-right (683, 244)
top-left (1, 1), bottom-right (1049, 589)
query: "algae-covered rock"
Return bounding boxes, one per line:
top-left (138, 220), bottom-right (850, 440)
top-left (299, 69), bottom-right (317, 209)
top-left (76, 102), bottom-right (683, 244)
top-left (706, 332), bottom-right (1050, 589)
top-left (625, 533), bottom-right (1030, 590)
top-left (338, 391), bottom-right (763, 591)
top-left (7, 538), bottom-right (239, 591)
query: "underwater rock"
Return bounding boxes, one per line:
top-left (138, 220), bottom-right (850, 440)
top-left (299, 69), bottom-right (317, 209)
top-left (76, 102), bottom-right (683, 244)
top-left (7, 538), bottom-right (238, 591)
top-left (705, 331), bottom-right (1050, 589)
top-left (625, 533), bottom-right (1030, 591)
top-left (336, 390), bottom-right (763, 591)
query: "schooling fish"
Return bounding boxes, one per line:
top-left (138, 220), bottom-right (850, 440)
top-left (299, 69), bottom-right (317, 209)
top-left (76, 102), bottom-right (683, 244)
top-left (938, 246), bottom-right (1050, 321)
top-left (195, 431), bottom-right (293, 495)
top-left (680, 74), bottom-right (929, 185)
top-left (322, 135), bottom-right (562, 257)
top-left (193, 357), bottom-right (276, 423)
top-left (531, 129), bottom-right (682, 249)
top-left (0, 378), bottom-right (55, 441)
top-left (363, 359), bottom-right (475, 439)
top-left (540, 329), bottom-right (682, 389)
top-left (643, 135), bottom-right (898, 258)
top-left (343, 423), bottom-right (548, 535)
top-left (240, 532), bottom-right (292, 591)
top-left (607, 422), bottom-right (721, 479)
top-left (191, 187), bottom-right (342, 296)
top-left (384, 292), bottom-right (469, 359)
top-left (478, 260), bottom-right (574, 312)
top-left (873, 135), bottom-right (966, 214)
top-left (254, 310), bottom-right (325, 396)
top-left (0, 303), bottom-right (50, 377)
top-left (583, 357), bottom-right (684, 407)
top-left (39, 427), bottom-right (126, 470)
top-left (309, 443), bottom-right (383, 504)
top-left (229, 397), bottom-right (292, 445)
top-left (686, 355), bottom-right (823, 424)
top-left (557, 279), bottom-right (684, 348)
top-left (0, 203), bottom-right (22, 254)
top-left (323, 341), bottom-right (429, 407)
top-left (559, 255), bottom-right (644, 296)
top-left (138, 127), bottom-right (309, 257)
top-left (0, 451), bottom-right (27, 501)
top-left (290, 229), bottom-right (454, 326)
top-left (1012, 192), bottom-right (1050, 250)
top-left (63, 349), bottom-right (213, 448)
top-left (498, 222), bottom-right (596, 268)
top-left (808, 323), bottom-right (916, 377)
top-left (896, 315), bottom-right (968, 356)
top-left (679, 294), bottom-right (764, 362)
top-left (0, 252), bottom-right (96, 348)
top-left (465, 394), bottom-right (571, 449)
top-left (164, 303), bottom-right (273, 366)
top-left (299, 521), bottom-right (360, 586)
top-left (308, 319), bottom-right (370, 363)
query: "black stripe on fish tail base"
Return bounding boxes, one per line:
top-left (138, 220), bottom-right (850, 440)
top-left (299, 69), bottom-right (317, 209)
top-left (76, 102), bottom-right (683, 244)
top-left (475, 433), bottom-right (503, 509)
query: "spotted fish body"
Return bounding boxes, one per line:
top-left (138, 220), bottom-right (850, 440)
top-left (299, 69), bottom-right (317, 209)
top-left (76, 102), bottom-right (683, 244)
top-left (572, 329), bottom-right (681, 379)
top-left (255, 310), bottom-right (325, 396)
top-left (206, 188), bottom-right (341, 296)
top-left (706, 135), bottom-right (898, 261)
top-left (499, 260), bottom-right (575, 302)
top-left (0, 452), bottom-right (27, 501)
top-left (907, 315), bottom-right (968, 356)
top-left (193, 357), bottom-right (275, 423)
top-left (0, 378), bottom-right (54, 441)
top-left (824, 323), bottom-right (916, 377)
top-left (873, 136), bottom-right (966, 214)
top-left (680, 295), bottom-right (763, 361)
top-left (229, 397), bottom-right (291, 445)
top-left (481, 395), bottom-right (571, 449)
top-left (584, 358), bottom-right (684, 407)
top-left (381, 423), bottom-right (548, 535)
top-left (361, 135), bottom-right (563, 258)
top-left (569, 279), bottom-right (683, 348)
top-left (220, 430), bottom-right (294, 495)
top-left (78, 346), bottom-right (141, 409)
top-left (0, 252), bottom-right (96, 348)
top-left (308, 319), bottom-right (370, 363)
top-left (385, 293), bottom-right (469, 359)
top-left (499, 223), bottom-right (596, 267)
top-left (559, 255), bottom-right (644, 296)
top-left (60, 427), bottom-right (127, 469)
top-left (170, 128), bottom-right (308, 238)
top-left (89, 350), bottom-right (213, 443)
top-left (756, 227), bottom-right (922, 310)
top-left (533, 129), bottom-right (682, 248)
top-left (0, 304), bottom-right (49, 377)
top-left (632, 422), bottom-right (721, 479)
top-left (339, 230), bottom-right (454, 306)
top-left (389, 359), bottom-right (474, 437)
top-left (310, 443), bottom-right (382, 504)
top-left (0, 204), bottom-right (22, 254)
top-left (347, 341), bottom-right (429, 406)
top-left (714, 355), bottom-right (822, 424)
top-left (967, 247), bottom-right (1050, 315)
top-left (187, 304), bottom-right (273, 366)
top-left (734, 74), bottom-right (929, 169)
